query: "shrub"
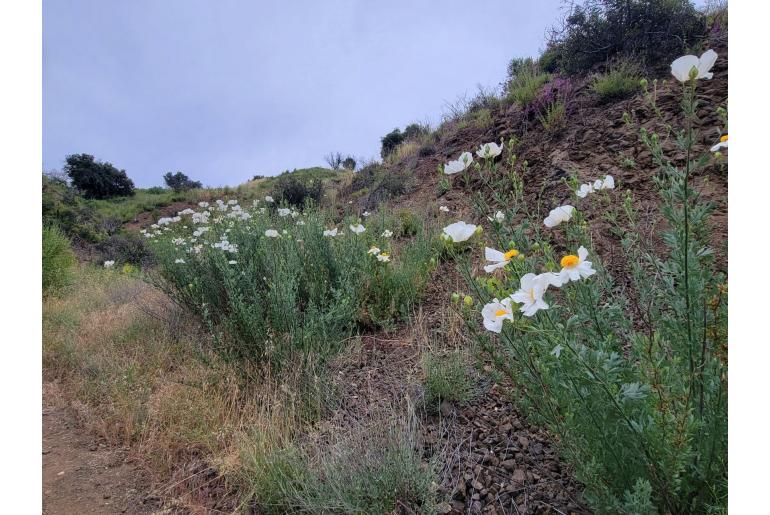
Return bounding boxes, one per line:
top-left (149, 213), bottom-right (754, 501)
top-left (148, 203), bottom-right (436, 368)
top-left (456, 73), bottom-right (726, 513)
top-left (342, 156), bottom-right (356, 170)
top-left (591, 60), bottom-right (641, 102)
top-left (422, 351), bottom-right (474, 409)
top-left (99, 232), bottom-right (154, 267)
top-left (530, 77), bottom-right (574, 131)
top-left (64, 153), bottom-right (135, 199)
top-left (274, 176), bottom-right (323, 207)
top-left (163, 171), bottom-right (202, 192)
top-left (43, 225), bottom-right (76, 295)
top-left (385, 141), bottom-right (420, 165)
top-left (380, 128), bottom-right (404, 159)
top-left (506, 61), bottom-right (551, 107)
top-left (545, 0), bottom-right (705, 75)
top-left (145, 186), bottom-right (167, 194)
top-left (472, 108), bottom-right (493, 129)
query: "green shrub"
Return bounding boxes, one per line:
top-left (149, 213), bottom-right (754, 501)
top-left (505, 60), bottom-right (551, 107)
top-left (380, 128), bottom-right (405, 159)
top-left (43, 226), bottom-right (77, 295)
top-left (591, 60), bottom-right (641, 103)
top-left (422, 351), bottom-right (474, 408)
top-left (64, 153), bottom-right (135, 199)
top-left (472, 108), bottom-right (493, 129)
top-left (149, 204), bottom-right (436, 368)
top-left (537, 100), bottom-right (567, 133)
top-left (99, 232), bottom-right (154, 267)
top-left (163, 171), bottom-right (202, 192)
top-left (273, 175), bottom-right (323, 207)
top-left (545, 0), bottom-right (705, 75)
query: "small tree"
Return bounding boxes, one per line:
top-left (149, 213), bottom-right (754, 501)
top-left (324, 152), bottom-right (344, 170)
top-left (163, 171), bottom-right (202, 192)
top-left (380, 128), bottom-right (404, 159)
top-left (342, 156), bottom-right (356, 170)
top-left (64, 154), bottom-right (135, 199)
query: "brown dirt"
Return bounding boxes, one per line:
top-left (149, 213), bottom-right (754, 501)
top-left (42, 382), bottom-right (163, 515)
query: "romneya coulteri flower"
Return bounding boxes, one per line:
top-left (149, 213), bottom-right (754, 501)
top-left (264, 229), bottom-right (279, 237)
top-left (443, 151), bottom-right (473, 174)
top-left (381, 229), bottom-right (393, 238)
top-left (349, 224), bottom-right (366, 234)
top-left (511, 273), bottom-right (551, 317)
top-left (543, 205), bottom-right (575, 228)
top-left (323, 228), bottom-right (339, 237)
top-left (670, 49), bottom-right (718, 82)
top-left (476, 142), bottom-right (503, 159)
top-left (442, 221), bottom-right (477, 243)
top-left (551, 246), bottom-right (596, 286)
top-left (481, 297), bottom-right (514, 333)
top-left (711, 134), bottom-right (728, 152)
top-left (483, 247), bottom-right (519, 273)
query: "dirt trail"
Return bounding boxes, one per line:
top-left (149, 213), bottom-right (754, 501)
top-left (42, 383), bottom-right (161, 515)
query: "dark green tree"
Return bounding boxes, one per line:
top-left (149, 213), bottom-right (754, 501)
top-left (63, 154), bottom-right (135, 199)
top-left (163, 171), bottom-right (202, 191)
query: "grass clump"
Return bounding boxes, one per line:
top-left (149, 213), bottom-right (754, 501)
top-left (506, 59), bottom-right (551, 107)
top-left (42, 225), bottom-right (76, 295)
top-left (422, 351), bottom-right (474, 409)
top-left (591, 60), bottom-right (641, 103)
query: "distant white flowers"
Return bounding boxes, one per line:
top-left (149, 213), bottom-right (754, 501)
top-left (368, 246), bottom-right (381, 255)
top-left (443, 221), bottom-right (477, 243)
top-left (175, 258), bottom-right (186, 264)
top-left (443, 152), bottom-right (473, 175)
top-left (264, 195), bottom-right (274, 203)
top-left (323, 228), bottom-right (339, 237)
top-left (381, 229), bottom-right (393, 238)
top-left (362, 211), bottom-right (371, 218)
top-left (476, 142), bottom-right (503, 159)
top-left (265, 229), bottom-right (279, 238)
top-left (484, 247), bottom-right (518, 273)
top-left (671, 49), bottom-right (718, 83)
top-left (349, 224), bottom-right (366, 235)
top-left (576, 175), bottom-right (614, 198)
top-left (543, 205), bottom-right (575, 228)
top-left (277, 208), bottom-right (292, 217)
top-left (481, 298), bottom-right (514, 333)
top-left (104, 260), bottom-right (115, 268)
top-left (368, 246), bottom-right (391, 263)
top-left (439, 205), bottom-right (450, 213)
top-left (488, 210), bottom-right (505, 223)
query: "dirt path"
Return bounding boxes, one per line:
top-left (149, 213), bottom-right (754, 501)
top-left (42, 383), bottom-right (162, 515)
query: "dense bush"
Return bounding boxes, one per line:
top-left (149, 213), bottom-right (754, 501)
top-left (64, 153), bottom-right (135, 199)
top-left (99, 232), bottom-right (154, 266)
top-left (42, 175), bottom-right (108, 243)
top-left (274, 175), bottom-right (323, 207)
top-left (163, 171), bottom-right (202, 192)
top-left (380, 128), bottom-right (405, 159)
top-left (43, 226), bottom-right (76, 295)
top-left (342, 156), bottom-right (356, 170)
top-left (590, 59), bottom-right (641, 102)
top-left (149, 202), bottom-right (436, 368)
top-left (545, 0), bottom-right (705, 75)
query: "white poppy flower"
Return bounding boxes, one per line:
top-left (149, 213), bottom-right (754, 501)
top-left (264, 195), bottom-right (274, 203)
top-left (264, 229), bottom-right (279, 237)
top-left (277, 208), bottom-right (292, 217)
top-left (442, 221), bottom-right (477, 243)
top-left (594, 175), bottom-right (615, 190)
top-left (476, 142), bottom-right (503, 159)
top-left (175, 258), bottom-right (186, 264)
top-left (228, 260), bottom-right (237, 265)
top-left (227, 199), bottom-right (238, 205)
top-left (711, 134), bottom-right (728, 152)
top-left (363, 211), bottom-right (371, 217)
top-left (439, 205), bottom-right (450, 213)
top-left (443, 151), bottom-right (474, 174)
top-left (323, 228), bottom-right (339, 237)
top-left (381, 230), bottom-right (393, 238)
top-left (511, 273), bottom-right (551, 317)
top-left (552, 246), bottom-right (597, 286)
top-left (671, 49), bottom-right (718, 82)
top-left (368, 246), bottom-right (381, 255)
top-left (543, 205), bottom-right (575, 228)
top-left (104, 260), bottom-right (115, 268)
top-left (488, 210), bottom-right (505, 223)
top-left (198, 201), bottom-right (209, 208)
top-left (296, 220), bottom-right (305, 226)
top-left (576, 183), bottom-right (594, 198)
top-left (481, 297), bottom-right (514, 333)
top-left (483, 247), bottom-right (519, 273)
top-left (349, 224), bottom-right (366, 234)
top-left (376, 252), bottom-right (391, 262)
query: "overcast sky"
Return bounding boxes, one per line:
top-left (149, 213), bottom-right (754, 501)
top-left (43, 0), bottom-right (565, 188)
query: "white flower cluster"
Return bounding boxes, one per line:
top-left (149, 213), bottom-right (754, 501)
top-left (576, 175), bottom-right (615, 199)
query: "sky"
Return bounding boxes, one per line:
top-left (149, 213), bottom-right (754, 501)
top-left (43, 0), bottom-right (565, 188)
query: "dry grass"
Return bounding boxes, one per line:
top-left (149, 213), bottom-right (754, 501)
top-left (385, 140), bottom-right (421, 165)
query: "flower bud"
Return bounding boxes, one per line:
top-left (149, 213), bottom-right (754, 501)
top-left (714, 151), bottom-right (722, 159)
top-left (639, 78), bottom-right (648, 89)
top-left (517, 253), bottom-right (525, 261)
top-left (474, 226), bottom-right (483, 235)
top-left (451, 292), bottom-right (460, 303)
top-left (463, 295), bottom-right (473, 307)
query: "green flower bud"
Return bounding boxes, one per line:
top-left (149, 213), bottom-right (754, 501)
top-left (517, 253), bottom-right (525, 261)
top-left (451, 292), bottom-right (460, 303)
top-left (714, 151), bottom-right (722, 159)
top-left (463, 295), bottom-right (473, 307)
top-left (639, 78), bottom-right (648, 89)
top-left (474, 226), bottom-right (483, 235)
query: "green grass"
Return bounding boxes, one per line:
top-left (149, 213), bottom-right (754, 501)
top-left (590, 61), bottom-right (641, 103)
top-left (422, 350), bottom-right (475, 409)
top-left (506, 67), bottom-right (551, 107)
top-left (42, 225), bottom-right (77, 295)
top-left (86, 189), bottom-right (187, 223)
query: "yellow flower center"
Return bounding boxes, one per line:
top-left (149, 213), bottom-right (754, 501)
top-left (561, 254), bottom-right (579, 268)
top-left (380, 252), bottom-right (389, 257)
top-left (495, 309), bottom-right (508, 317)
top-left (720, 134), bottom-right (728, 143)
top-left (503, 249), bottom-right (519, 260)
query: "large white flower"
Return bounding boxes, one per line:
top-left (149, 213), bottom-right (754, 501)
top-left (442, 221), bottom-right (477, 243)
top-left (488, 210), bottom-right (505, 223)
top-left (368, 246), bottom-right (381, 255)
top-left (543, 205), bottom-right (575, 228)
top-left (443, 151), bottom-right (474, 174)
top-left (576, 183), bottom-right (594, 198)
top-left (323, 228), bottom-right (339, 237)
top-left (551, 246), bottom-right (596, 286)
top-left (264, 195), bottom-right (274, 203)
top-left (511, 273), bottom-right (551, 317)
top-left (265, 229), bottom-right (279, 238)
top-left (593, 175), bottom-right (615, 191)
top-left (476, 142), bottom-right (503, 159)
top-left (381, 229), bottom-right (393, 238)
top-left (711, 134), bottom-right (728, 152)
top-left (376, 252), bottom-right (391, 262)
top-left (349, 224), bottom-right (365, 234)
top-left (481, 297), bottom-right (514, 333)
top-left (439, 205), bottom-right (450, 213)
top-left (671, 49), bottom-right (718, 82)
top-left (277, 207), bottom-right (292, 217)
top-left (483, 247), bottom-right (519, 273)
